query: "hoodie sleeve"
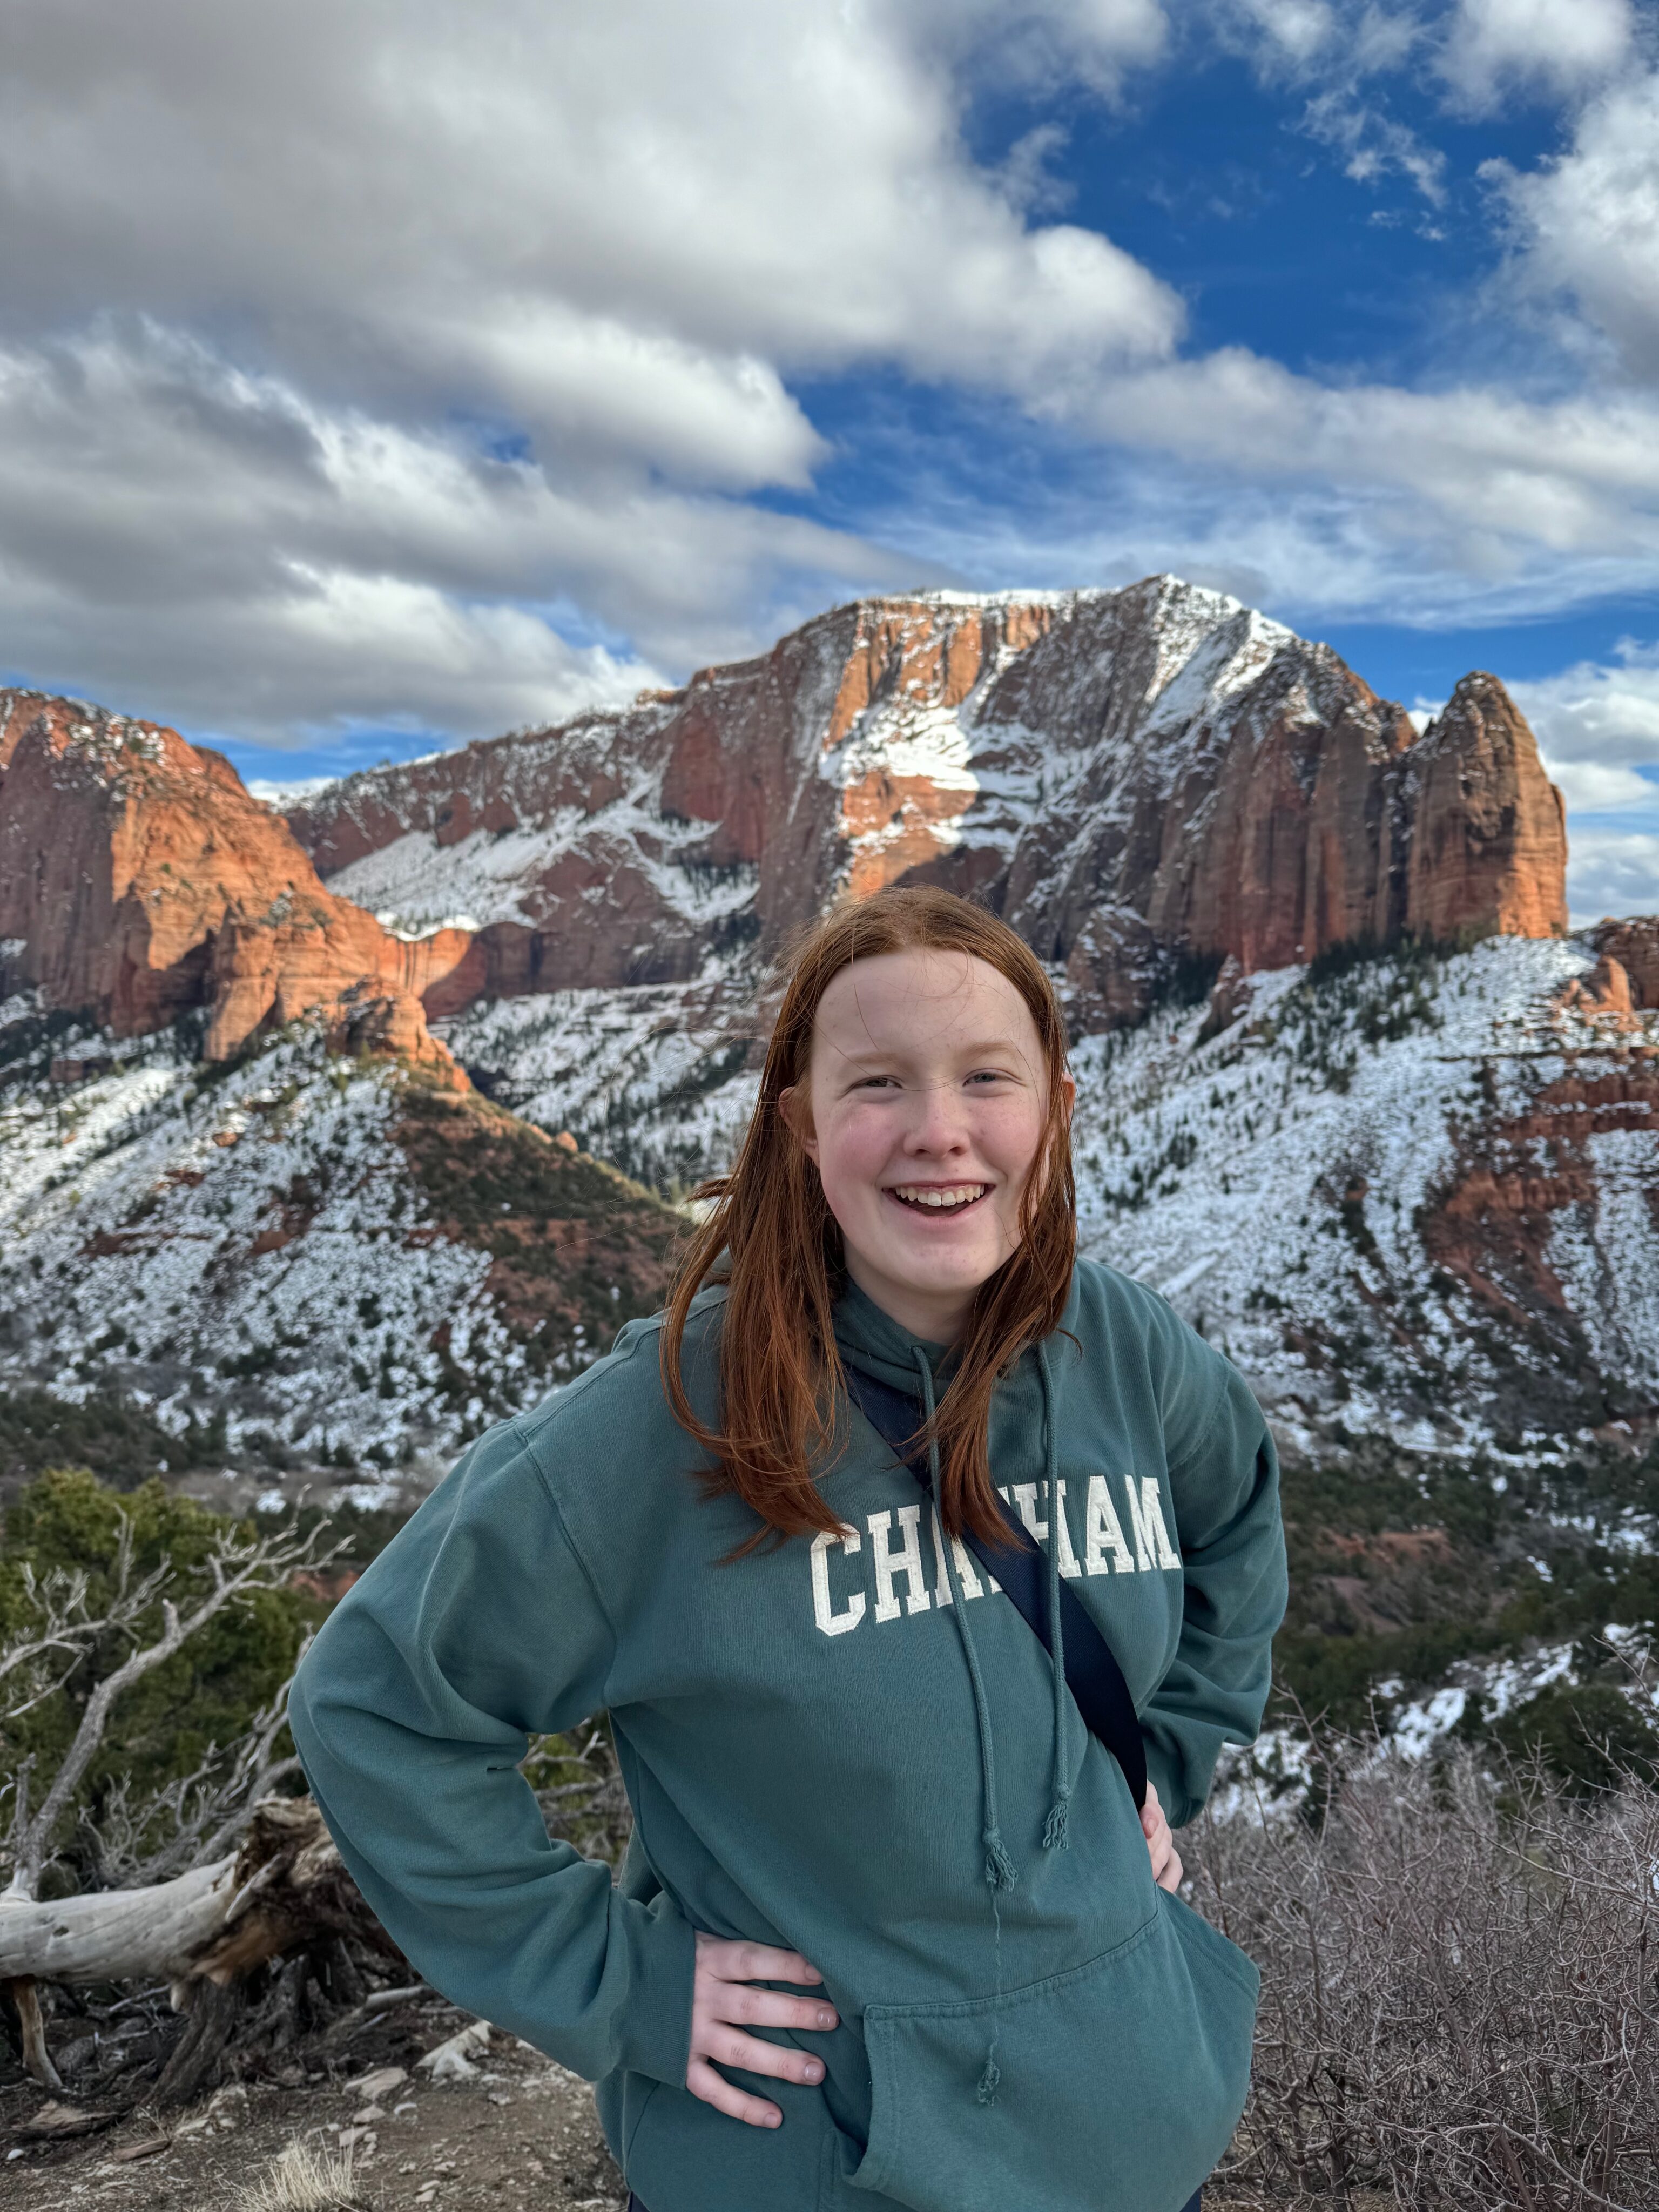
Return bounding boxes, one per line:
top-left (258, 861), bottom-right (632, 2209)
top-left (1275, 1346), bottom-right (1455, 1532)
top-left (1139, 1348), bottom-right (1287, 1830)
top-left (287, 1414), bottom-right (694, 2088)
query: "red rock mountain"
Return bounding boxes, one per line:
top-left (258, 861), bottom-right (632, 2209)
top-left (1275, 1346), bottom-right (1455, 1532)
top-left (0, 579), bottom-right (1568, 1067)
top-left (285, 577), bottom-right (1567, 1025)
top-left (0, 691), bottom-right (470, 1075)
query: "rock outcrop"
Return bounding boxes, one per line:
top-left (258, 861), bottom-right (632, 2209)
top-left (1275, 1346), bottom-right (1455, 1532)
top-left (1591, 916), bottom-right (1659, 1008)
top-left (0, 691), bottom-right (470, 1074)
top-left (286, 578), bottom-right (1568, 1021)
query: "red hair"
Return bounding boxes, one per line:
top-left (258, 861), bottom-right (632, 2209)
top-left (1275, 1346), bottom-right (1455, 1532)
top-left (660, 886), bottom-right (1076, 1547)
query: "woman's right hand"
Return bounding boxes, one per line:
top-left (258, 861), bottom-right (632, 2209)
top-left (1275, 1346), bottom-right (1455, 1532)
top-left (687, 1933), bottom-right (840, 2128)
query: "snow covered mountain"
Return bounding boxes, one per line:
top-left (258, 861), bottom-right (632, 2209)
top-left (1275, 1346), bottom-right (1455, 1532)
top-left (284, 577), bottom-right (1567, 1028)
top-left (1, 571), bottom-right (1644, 1503)
top-left (0, 1006), bottom-right (679, 1509)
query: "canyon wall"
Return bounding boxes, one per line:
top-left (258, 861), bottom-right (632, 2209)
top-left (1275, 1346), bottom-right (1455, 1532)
top-left (0, 691), bottom-right (467, 1075)
top-left (285, 577), bottom-right (1568, 1022)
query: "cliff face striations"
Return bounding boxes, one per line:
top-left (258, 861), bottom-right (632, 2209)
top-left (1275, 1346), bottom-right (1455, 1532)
top-left (285, 578), bottom-right (1567, 1021)
top-left (0, 691), bottom-right (469, 1073)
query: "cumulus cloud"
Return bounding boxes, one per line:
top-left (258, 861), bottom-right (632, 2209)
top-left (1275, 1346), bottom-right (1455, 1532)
top-left (1441, 0), bottom-right (1634, 110)
top-left (1493, 70), bottom-right (1659, 384)
top-left (1070, 351), bottom-right (1659, 603)
top-left (0, 0), bottom-right (1182, 418)
top-left (3, 0), bottom-right (1659, 764)
top-left (1503, 648), bottom-right (1659, 921)
top-left (1512, 648), bottom-right (1659, 785)
top-left (0, 0), bottom-right (1186, 743)
top-left (1561, 827), bottom-right (1659, 925)
top-left (0, 322), bottom-right (913, 745)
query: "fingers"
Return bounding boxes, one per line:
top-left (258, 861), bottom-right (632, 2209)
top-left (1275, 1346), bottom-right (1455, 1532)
top-left (699, 2026), bottom-right (826, 2086)
top-left (686, 2055), bottom-right (783, 2130)
top-left (694, 1934), bottom-right (824, 1986)
top-left (1156, 1846), bottom-right (1184, 1894)
top-left (711, 1941), bottom-right (822, 1985)
top-left (722, 1985), bottom-right (839, 2033)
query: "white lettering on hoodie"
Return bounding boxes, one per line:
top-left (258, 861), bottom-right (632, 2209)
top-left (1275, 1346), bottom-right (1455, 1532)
top-left (812, 1475), bottom-right (1177, 1637)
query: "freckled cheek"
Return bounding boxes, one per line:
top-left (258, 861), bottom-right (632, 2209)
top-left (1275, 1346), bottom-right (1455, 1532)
top-left (969, 1102), bottom-right (1047, 1183)
top-left (811, 1110), bottom-right (895, 1215)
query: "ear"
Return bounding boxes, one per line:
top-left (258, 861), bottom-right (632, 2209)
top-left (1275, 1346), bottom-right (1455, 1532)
top-left (778, 1083), bottom-right (820, 1165)
top-left (1058, 1067), bottom-right (1077, 1127)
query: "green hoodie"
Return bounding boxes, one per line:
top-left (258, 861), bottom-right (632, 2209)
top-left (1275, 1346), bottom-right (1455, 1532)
top-left (290, 1259), bottom-right (1286, 2212)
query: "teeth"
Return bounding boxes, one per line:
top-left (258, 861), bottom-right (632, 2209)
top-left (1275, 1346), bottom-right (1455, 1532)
top-left (892, 1184), bottom-right (987, 1210)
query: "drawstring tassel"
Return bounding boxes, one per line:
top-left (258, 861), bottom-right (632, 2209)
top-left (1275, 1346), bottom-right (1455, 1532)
top-left (983, 1828), bottom-right (1019, 1889)
top-left (976, 2050), bottom-right (1002, 2106)
top-left (1042, 1790), bottom-right (1071, 1851)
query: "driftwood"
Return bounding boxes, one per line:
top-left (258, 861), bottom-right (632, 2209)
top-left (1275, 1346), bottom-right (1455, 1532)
top-left (0, 1797), bottom-right (399, 2099)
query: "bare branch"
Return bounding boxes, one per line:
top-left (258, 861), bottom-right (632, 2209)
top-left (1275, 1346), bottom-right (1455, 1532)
top-left (3, 1520), bottom-right (336, 1899)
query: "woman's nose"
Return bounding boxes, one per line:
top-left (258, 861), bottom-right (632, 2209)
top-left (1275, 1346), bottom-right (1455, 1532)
top-left (903, 1081), bottom-right (970, 1152)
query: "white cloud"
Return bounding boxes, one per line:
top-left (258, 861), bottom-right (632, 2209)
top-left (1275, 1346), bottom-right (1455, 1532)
top-left (1564, 827), bottom-right (1659, 924)
top-left (901, 0), bottom-right (1170, 95)
top-left (1493, 70), bottom-right (1659, 384)
top-left (0, 0), bottom-right (1182, 421)
top-left (0, 0), bottom-right (1185, 742)
top-left (1065, 351), bottom-right (1659, 605)
top-left (1511, 647), bottom-right (1659, 778)
top-left (1303, 88), bottom-right (1447, 203)
top-left (0, 323), bottom-right (916, 745)
top-left (1, 0), bottom-right (1657, 762)
top-left (1503, 646), bottom-right (1659, 922)
top-left (1442, 0), bottom-right (1634, 110)
top-left (1229, 0), bottom-right (1338, 64)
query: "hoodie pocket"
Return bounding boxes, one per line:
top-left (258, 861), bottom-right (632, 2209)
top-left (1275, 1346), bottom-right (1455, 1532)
top-left (845, 1891), bottom-right (1258, 2212)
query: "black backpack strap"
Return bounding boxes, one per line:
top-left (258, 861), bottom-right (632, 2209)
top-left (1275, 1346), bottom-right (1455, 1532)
top-left (843, 1367), bottom-right (1148, 1811)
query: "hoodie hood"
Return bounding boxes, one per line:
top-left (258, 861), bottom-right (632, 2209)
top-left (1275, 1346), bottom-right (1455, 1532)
top-left (830, 1273), bottom-right (956, 1393)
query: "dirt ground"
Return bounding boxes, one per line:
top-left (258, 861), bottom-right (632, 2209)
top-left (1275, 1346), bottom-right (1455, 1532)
top-left (0, 1994), bottom-right (626, 2211)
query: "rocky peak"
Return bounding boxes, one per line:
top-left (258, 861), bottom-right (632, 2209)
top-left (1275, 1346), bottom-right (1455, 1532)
top-left (1402, 673), bottom-right (1569, 947)
top-left (286, 576), bottom-right (1567, 1024)
top-left (0, 692), bottom-right (469, 1075)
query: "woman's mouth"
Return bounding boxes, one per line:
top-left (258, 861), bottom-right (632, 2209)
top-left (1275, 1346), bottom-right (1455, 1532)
top-left (885, 1182), bottom-right (990, 1215)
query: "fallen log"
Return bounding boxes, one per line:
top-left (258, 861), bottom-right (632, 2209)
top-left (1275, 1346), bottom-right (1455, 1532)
top-left (0, 1797), bottom-right (400, 2099)
top-left (0, 1855), bottom-right (238, 1986)
top-left (0, 1798), bottom-right (389, 1990)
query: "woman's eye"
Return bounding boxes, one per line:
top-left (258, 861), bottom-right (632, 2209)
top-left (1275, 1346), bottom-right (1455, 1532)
top-left (966, 1070), bottom-right (1013, 1087)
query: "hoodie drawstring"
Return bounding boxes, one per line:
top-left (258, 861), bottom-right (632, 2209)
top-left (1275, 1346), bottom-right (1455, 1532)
top-left (912, 1351), bottom-right (1018, 1894)
top-left (913, 1350), bottom-right (1010, 2105)
top-left (906, 1341), bottom-right (1075, 2106)
top-left (1037, 1343), bottom-right (1072, 1852)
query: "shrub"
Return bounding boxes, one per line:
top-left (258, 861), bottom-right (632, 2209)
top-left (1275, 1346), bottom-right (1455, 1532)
top-left (1192, 1741), bottom-right (1659, 2209)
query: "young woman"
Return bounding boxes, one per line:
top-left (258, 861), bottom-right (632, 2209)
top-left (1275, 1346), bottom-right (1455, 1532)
top-left (291, 886), bottom-right (1286, 2212)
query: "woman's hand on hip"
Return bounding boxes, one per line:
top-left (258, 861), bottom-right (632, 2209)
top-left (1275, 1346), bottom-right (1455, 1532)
top-left (1141, 1779), bottom-right (1183, 1893)
top-left (687, 1934), bottom-right (839, 2129)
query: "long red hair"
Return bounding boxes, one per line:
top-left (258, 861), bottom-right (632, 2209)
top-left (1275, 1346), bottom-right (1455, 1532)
top-left (660, 885), bottom-right (1076, 1547)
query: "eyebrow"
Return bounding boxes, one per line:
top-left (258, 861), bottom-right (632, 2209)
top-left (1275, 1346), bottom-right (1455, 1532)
top-left (834, 1037), bottom-right (1030, 1067)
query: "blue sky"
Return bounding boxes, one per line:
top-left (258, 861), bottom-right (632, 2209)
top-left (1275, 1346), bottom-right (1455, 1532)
top-left (3, 0), bottom-right (1659, 916)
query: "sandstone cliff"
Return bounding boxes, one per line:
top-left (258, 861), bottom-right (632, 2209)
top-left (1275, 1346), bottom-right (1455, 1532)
top-left (0, 691), bottom-right (469, 1073)
top-left (286, 577), bottom-right (1568, 1023)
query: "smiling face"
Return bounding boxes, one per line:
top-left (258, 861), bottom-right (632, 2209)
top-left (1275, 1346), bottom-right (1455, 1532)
top-left (783, 947), bottom-right (1072, 1344)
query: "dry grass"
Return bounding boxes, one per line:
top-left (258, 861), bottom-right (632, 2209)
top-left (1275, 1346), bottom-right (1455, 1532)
top-left (1192, 1743), bottom-right (1659, 2211)
top-left (232, 2139), bottom-right (366, 2212)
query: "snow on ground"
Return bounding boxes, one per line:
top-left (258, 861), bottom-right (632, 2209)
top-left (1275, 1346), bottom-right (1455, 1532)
top-left (435, 974), bottom-right (760, 1195)
top-left (1071, 934), bottom-right (1659, 1440)
top-left (0, 1018), bottom-right (537, 1486)
top-left (325, 798), bottom-right (757, 942)
top-left (447, 929), bottom-right (1659, 1445)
